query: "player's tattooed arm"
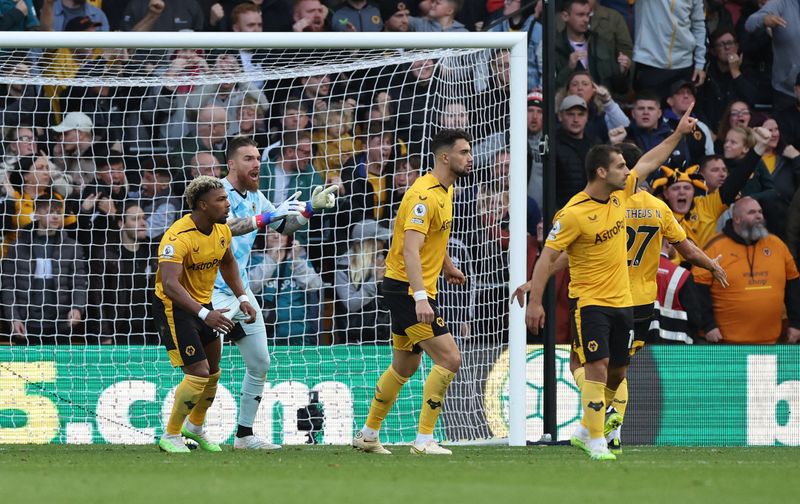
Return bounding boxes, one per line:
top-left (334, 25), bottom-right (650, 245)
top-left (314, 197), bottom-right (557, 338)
top-left (227, 217), bottom-right (257, 236)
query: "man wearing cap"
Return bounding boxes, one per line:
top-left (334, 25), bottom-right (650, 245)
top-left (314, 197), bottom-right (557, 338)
top-left (527, 92), bottom-right (544, 205)
top-left (50, 111), bottom-right (95, 179)
top-left (555, 94), bottom-right (601, 207)
top-left (334, 218), bottom-right (392, 343)
top-left (42, 0), bottom-right (109, 32)
top-left (380, 1), bottom-right (409, 32)
top-left (664, 80), bottom-right (714, 163)
top-left (331, 0), bottom-right (382, 32)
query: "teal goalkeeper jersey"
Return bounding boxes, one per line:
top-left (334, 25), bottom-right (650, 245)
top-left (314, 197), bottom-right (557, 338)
top-left (213, 178), bottom-right (279, 296)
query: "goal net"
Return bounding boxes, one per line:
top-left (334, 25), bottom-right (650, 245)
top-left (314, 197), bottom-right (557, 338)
top-left (0, 33), bottom-right (528, 446)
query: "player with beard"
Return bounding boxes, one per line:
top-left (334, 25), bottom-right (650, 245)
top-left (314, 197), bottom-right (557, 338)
top-left (352, 129), bottom-right (470, 456)
top-left (153, 175), bottom-right (256, 453)
top-left (211, 136), bottom-right (337, 450)
top-left (695, 197), bottom-right (800, 344)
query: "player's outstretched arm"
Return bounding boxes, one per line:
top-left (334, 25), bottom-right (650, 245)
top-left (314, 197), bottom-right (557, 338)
top-left (280, 185), bottom-right (338, 234)
top-left (511, 251), bottom-right (568, 307)
top-left (160, 262), bottom-right (235, 333)
top-left (673, 239), bottom-right (730, 288)
top-left (404, 229), bottom-right (435, 324)
top-left (633, 102), bottom-right (698, 180)
top-left (219, 247), bottom-right (257, 323)
top-left (226, 191), bottom-right (307, 237)
top-left (520, 246), bottom-right (563, 335)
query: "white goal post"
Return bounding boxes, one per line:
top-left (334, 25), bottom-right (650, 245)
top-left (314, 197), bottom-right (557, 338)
top-left (0, 31), bottom-right (528, 447)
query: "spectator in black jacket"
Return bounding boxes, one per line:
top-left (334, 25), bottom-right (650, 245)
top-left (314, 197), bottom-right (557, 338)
top-left (77, 148), bottom-right (128, 255)
top-left (91, 202), bottom-right (158, 343)
top-left (554, 95), bottom-right (601, 207)
top-left (2, 196), bottom-right (87, 342)
top-left (698, 28), bottom-right (759, 133)
top-left (626, 91), bottom-right (691, 174)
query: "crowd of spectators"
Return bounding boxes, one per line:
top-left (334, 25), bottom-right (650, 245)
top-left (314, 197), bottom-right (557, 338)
top-left (0, 0), bottom-right (798, 347)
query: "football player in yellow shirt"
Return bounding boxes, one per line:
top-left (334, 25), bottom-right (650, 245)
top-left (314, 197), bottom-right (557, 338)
top-left (153, 176), bottom-right (257, 453)
top-left (352, 129), bottom-right (470, 456)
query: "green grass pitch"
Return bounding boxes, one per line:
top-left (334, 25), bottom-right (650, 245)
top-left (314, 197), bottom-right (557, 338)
top-left (1, 445), bottom-right (796, 504)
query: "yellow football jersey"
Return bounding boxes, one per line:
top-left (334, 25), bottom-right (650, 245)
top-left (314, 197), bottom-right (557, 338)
top-left (544, 169), bottom-right (639, 309)
top-left (673, 190), bottom-right (726, 251)
top-left (626, 191), bottom-right (687, 305)
top-left (154, 214), bottom-right (233, 305)
top-left (385, 173), bottom-right (453, 297)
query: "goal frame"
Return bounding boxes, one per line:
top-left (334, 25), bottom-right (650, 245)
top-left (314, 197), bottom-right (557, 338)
top-left (0, 31), bottom-right (529, 447)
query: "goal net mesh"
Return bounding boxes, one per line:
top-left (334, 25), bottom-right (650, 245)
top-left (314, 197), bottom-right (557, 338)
top-left (0, 45), bottom-right (515, 445)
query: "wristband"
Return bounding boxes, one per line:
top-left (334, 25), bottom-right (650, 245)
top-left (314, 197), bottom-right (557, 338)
top-left (238, 295), bottom-right (249, 303)
top-left (301, 201), bottom-right (314, 219)
top-left (198, 307), bottom-right (210, 320)
top-left (254, 212), bottom-right (272, 228)
top-left (413, 290), bottom-right (428, 302)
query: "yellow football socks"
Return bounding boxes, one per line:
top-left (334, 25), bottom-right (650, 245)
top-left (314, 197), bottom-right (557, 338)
top-left (609, 378), bottom-right (629, 420)
top-left (573, 367), bottom-right (587, 427)
top-left (365, 366), bottom-right (409, 430)
top-left (188, 370), bottom-right (221, 427)
top-left (166, 374), bottom-right (209, 435)
top-left (418, 364), bottom-right (455, 435)
top-left (581, 379), bottom-right (606, 439)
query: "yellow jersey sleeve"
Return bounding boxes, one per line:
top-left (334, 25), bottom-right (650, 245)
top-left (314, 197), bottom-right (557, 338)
top-left (402, 197), bottom-right (433, 236)
top-left (158, 233), bottom-right (188, 265)
top-left (544, 209), bottom-right (581, 252)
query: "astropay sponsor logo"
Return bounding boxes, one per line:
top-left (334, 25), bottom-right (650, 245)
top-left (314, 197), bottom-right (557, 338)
top-left (747, 355), bottom-right (800, 445)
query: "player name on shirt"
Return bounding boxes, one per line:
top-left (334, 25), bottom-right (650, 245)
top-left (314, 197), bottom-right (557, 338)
top-left (626, 208), bottom-right (662, 219)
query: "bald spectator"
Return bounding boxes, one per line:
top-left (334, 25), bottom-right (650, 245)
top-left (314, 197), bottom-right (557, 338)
top-left (171, 104), bottom-right (228, 169)
top-left (292, 0), bottom-right (327, 32)
top-left (188, 151), bottom-right (223, 180)
top-left (122, 0), bottom-right (205, 32)
top-left (409, 0), bottom-right (467, 32)
top-left (380, 1), bottom-right (409, 32)
top-left (694, 197), bottom-right (800, 344)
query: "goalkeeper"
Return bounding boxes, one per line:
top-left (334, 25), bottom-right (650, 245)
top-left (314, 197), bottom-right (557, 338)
top-left (209, 136), bottom-right (336, 450)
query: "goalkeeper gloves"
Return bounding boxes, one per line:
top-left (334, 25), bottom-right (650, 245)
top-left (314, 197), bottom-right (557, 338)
top-left (254, 191), bottom-right (305, 228)
top-left (309, 184), bottom-right (338, 211)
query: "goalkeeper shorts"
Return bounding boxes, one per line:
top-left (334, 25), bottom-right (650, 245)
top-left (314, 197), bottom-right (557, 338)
top-left (382, 278), bottom-right (450, 353)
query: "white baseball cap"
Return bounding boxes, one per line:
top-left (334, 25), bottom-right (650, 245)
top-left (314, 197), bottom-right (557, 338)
top-left (52, 112), bottom-right (93, 133)
top-left (351, 219), bottom-right (392, 242)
